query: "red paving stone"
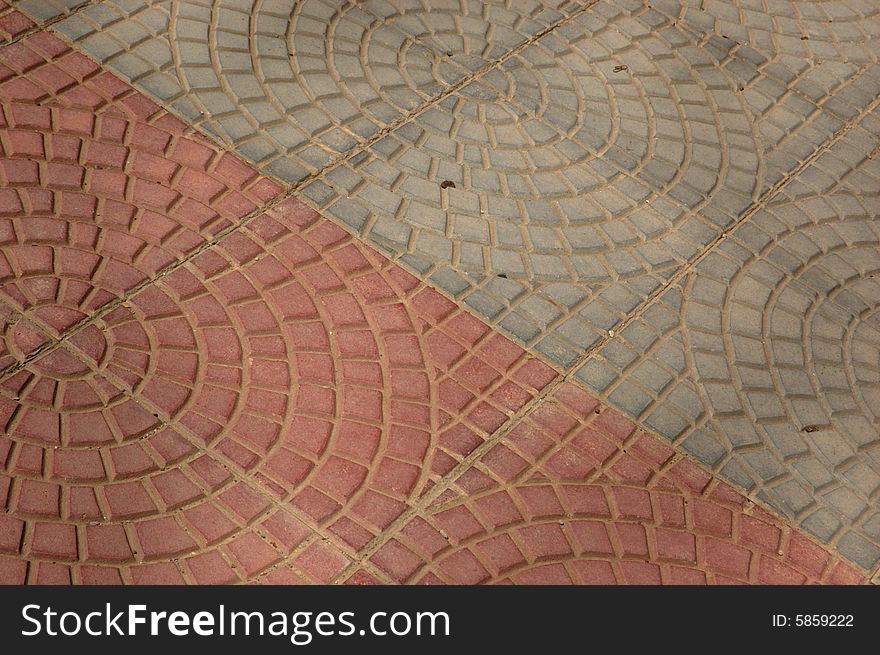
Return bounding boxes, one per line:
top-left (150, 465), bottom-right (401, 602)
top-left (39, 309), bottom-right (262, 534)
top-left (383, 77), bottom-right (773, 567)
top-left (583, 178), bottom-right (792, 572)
top-left (0, 32), bottom-right (348, 584)
top-left (0, 193), bottom-right (559, 583)
top-left (182, 202), bottom-right (557, 538)
top-left (0, 32), bottom-right (559, 583)
top-left (0, 32), bottom-right (282, 365)
top-left (359, 383), bottom-right (865, 585)
top-left (0, 26), bottom-right (870, 586)
top-left (0, 2), bottom-right (32, 46)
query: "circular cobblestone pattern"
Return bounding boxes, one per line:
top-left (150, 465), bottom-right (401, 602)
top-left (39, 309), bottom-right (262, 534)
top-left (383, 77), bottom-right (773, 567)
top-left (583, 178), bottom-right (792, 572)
top-left (317, 5), bottom-right (761, 287)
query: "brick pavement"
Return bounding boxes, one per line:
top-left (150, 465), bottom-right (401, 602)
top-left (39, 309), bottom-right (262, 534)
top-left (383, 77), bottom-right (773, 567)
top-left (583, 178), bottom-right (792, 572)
top-left (0, 0), bottom-right (877, 583)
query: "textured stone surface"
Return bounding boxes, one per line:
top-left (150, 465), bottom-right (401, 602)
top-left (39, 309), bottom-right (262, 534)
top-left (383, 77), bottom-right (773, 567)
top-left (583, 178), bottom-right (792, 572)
top-left (11, 0), bottom-right (876, 369)
top-left (0, 32), bottom-right (354, 584)
top-left (0, 31), bottom-right (282, 362)
top-left (0, 190), bottom-right (559, 583)
top-left (576, 118), bottom-right (880, 569)
top-left (39, 0), bottom-right (585, 183)
top-left (3, 0), bottom-right (879, 578)
top-left (351, 383), bottom-right (865, 584)
top-left (302, 2), bottom-right (879, 369)
top-left (654, 0), bottom-right (880, 63)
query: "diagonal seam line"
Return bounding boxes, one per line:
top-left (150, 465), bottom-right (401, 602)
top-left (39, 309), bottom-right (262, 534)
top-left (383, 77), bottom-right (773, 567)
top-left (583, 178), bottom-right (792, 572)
top-left (6, 0), bottom-right (878, 577)
top-left (333, 88), bottom-right (880, 579)
top-left (5, 315), bottom-right (388, 583)
top-left (0, 0), bottom-right (601, 385)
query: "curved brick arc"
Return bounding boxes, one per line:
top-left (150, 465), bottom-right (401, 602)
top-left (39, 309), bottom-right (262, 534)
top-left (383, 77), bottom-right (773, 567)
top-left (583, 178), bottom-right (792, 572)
top-left (114, 200), bottom-right (559, 544)
top-left (0, 33), bottom-right (356, 584)
top-left (0, 0), bottom-right (877, 582)
top-left (40, 0), bottom-right (588, 183)
top-left (0, 194), bottom-right (559, 584)
top-left (299, 4), bottom-right (770, 368)
top-left (356, 384), bottom-right (864, 584)
top-left (577, 122), bottom-right (880, 570)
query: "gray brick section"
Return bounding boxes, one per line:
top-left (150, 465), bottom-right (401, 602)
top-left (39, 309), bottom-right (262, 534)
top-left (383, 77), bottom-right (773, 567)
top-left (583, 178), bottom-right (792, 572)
top-left (652, 0), bottom-right (880, 64)
top-left (33, 0), bottom-right (589, 184)
top-left (303, 4), bottom-right (777, 367)
top-left (576, 121), bottom-right (880, 568)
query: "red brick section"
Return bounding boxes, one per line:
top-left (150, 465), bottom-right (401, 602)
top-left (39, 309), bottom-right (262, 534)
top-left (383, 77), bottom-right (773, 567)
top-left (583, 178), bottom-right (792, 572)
top-left (0, 2), bottom-right (33, 46)
top-left (64, 198), bottom-right (553, 523)
top-left (196, 202), bottom-right (558, 543)
top-left (356, 383), bottom-right (865, 585)
top-left (0, 194), bottom-right (559, 584)
top-left (0, 31), bottom-right (282, 366)
top-left (0, 31), bottom-right (560, 580)
top-left (0, 33), bottom-right (360, 584)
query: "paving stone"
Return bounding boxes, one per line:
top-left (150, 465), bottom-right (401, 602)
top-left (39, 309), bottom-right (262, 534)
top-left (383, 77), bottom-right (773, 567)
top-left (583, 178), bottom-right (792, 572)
top-left (29, 0), bottom-right (589, 185)
top-left (14, 0), bottom-right (874, 372)
top-left (300, 1), bottom-right (878, 372)
top-left (356, 383), bottom-right (864, 584)
top-left (0, 31), bottom-right (282, 364)
top-left (10, 0), bottom-right (82, 23)
top-left (4, 0), bottom-right (879, 578)
top-left (575, 127), bottom-right (880, 569)
top-left (0, 38), bottom-right (562, 579)
top-left (652, 0), bottom-right (880, 64)
top-left (0, 33), bottom-right (371, 584)
top-left (0, 1), bottom-right (34, 45)
top-left (8, 190), bottom-right (560, 577)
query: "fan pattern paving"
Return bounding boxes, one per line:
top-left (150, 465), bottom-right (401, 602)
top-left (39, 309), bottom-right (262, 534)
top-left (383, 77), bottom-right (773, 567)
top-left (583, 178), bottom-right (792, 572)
top-left (356, 384), bottom-right (864, 584)
top-left (577, 122), bottom-right (880, 568)
top-left (0, 0), bottom-right (878, 581)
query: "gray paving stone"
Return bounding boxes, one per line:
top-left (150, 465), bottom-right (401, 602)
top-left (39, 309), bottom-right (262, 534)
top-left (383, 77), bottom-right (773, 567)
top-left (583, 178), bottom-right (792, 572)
top-left (11, 0), bottom-right (83, 22)
top-left (304, 4), bottom-right (828, 367)
top-left (653, 0), bottom-right (880, 64)
top-left (575, 127), bottom-right (880, 568)
top-left (837, 532), bottom-right (880, 571)
top-left (800, 508), bottom-right (844, 542)
top-left (39, 0), bottom-right (489, 182)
